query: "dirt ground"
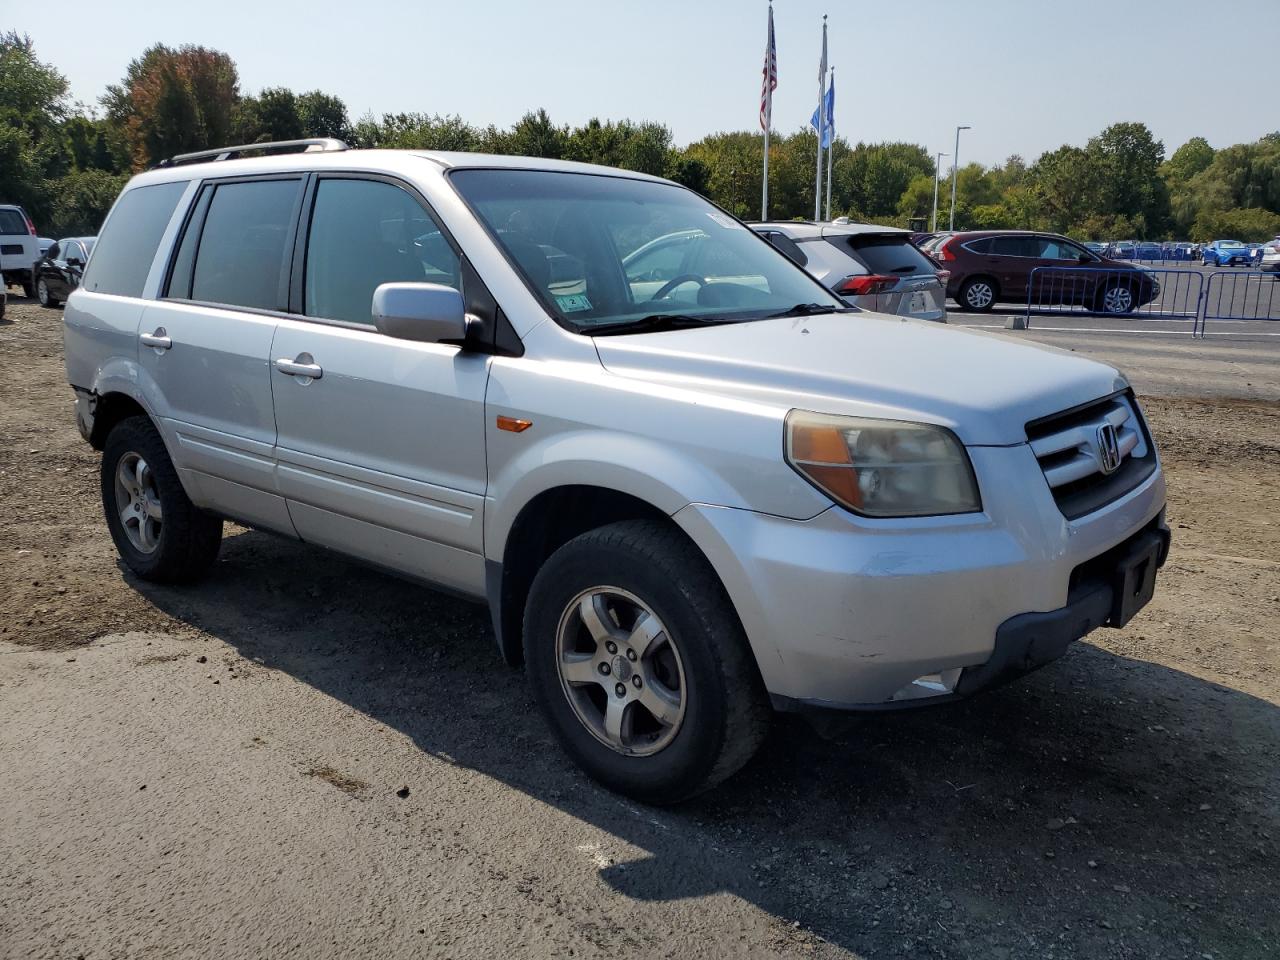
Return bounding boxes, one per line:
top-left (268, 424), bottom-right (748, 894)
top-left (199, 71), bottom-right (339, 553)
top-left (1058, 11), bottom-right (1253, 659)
top-left (1, 295), bottom-right (1277, 960)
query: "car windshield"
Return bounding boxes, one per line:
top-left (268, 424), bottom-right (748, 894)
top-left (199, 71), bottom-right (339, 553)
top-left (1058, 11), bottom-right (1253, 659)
top-left (450, 169), bottom-right (845, 332)
top-left (1219, 240), bottom-right (1245, 248)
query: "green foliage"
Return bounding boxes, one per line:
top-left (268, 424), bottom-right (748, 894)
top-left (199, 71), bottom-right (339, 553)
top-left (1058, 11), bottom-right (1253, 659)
top-left (6, 36), bottom-right (1280, 245)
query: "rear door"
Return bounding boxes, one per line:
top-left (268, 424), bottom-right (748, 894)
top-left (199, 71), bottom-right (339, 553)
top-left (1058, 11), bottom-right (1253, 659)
top-left (988, 235), bottom-right (1039, 300)
top-left (269, 175), bottom-right (490, 597)
top-left (139, 175), bottom-right (306, 535)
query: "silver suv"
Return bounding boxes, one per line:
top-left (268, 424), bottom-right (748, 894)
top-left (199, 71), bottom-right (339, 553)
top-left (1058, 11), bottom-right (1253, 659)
top-left (64, 141), bottom-right (1169, 803)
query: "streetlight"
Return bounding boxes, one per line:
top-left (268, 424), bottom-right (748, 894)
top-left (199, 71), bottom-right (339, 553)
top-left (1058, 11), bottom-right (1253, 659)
top-left (949, 125), bottom-right (971, 232)
top-left (931, 151), bottom-right (948, 233)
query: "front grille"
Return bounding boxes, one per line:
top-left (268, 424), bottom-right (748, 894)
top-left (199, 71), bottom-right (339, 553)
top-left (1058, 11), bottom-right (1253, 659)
top-left (1026, 391), bottom-right (1156, 520)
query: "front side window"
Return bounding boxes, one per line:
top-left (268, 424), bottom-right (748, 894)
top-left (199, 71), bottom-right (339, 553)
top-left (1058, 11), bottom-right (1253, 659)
top-left (305, 178), bottom-right (460, 325)
top-left (451, 169), bottom-right (843, 332)
top-left (82, 181), bottom-right (188, 298)
top-left (1037, 237), bottom-right (1084, 260)
top-left (191, 179), bottom-right (301, 311)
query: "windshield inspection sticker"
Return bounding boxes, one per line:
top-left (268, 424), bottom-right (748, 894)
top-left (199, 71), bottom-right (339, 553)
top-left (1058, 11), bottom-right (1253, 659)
top-left (705, 211), bottom-right (741, 229)
top-left (555, 293), bottom-right (592, 313)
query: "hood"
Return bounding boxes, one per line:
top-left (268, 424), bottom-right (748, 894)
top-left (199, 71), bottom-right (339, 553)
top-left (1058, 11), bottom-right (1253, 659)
top-left (594, 313), bottom-right (1128, 446)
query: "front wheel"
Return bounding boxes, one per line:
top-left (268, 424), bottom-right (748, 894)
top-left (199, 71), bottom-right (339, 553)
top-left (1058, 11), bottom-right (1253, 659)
top-left (36, 278), bottom-right (59, 308)
top-left (101, 416), bottom-right (223, 582)
top-left (523, 520), bottom-right (769, 804)
top-left (1097, 282), bottom-right (1136, 315)
top-left (20, 273), bottom-right (35, 299)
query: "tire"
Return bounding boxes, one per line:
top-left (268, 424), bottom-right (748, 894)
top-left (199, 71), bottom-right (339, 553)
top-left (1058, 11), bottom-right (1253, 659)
top-left (101, 416), bottom-right (222, 583)
top-left (20, 273), bottom-right (35, 299)
top-left (36, 278), bottom-right (59, 308)
top-left (957, 276), bottom-right (997, 312)
top-left (1096, 282), bottom-right (1136, 315)
top-left (523, 519), bottom-right (770, 804)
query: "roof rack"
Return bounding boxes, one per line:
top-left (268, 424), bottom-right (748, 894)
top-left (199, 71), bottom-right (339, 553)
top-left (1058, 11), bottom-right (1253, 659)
top-left (157, 138), bottom-right (349, 168)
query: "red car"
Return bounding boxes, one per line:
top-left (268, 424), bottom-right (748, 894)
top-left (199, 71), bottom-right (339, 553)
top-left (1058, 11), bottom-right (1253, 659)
top-left (929, 230), bottom-right (1159, 314)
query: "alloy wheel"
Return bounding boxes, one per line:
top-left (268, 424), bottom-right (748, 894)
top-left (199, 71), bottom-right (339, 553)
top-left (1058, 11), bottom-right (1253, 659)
top-left (966, 282), bottom-right (994, 309)
top-left (113, 451), bottom-right (163, 553)
top-left (555, 586), bottom-right (687, 757)
top-left (37, 279), bottom-right (49, 306)
top-left (1102, 286), bottom-right (1134, 313)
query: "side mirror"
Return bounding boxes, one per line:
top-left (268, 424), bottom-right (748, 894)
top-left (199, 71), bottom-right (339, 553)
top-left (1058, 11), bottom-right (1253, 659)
top-left (372, 282), bottom-right (469, 345)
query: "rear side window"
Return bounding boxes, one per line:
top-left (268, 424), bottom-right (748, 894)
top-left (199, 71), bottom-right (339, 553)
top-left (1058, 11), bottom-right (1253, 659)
top-left (990, 236), bottom-right (1039, 257)
top-left (190, 179), bottom-right (301, 311)
top-left (82, 181), bottom-right (187, 297)
top-left (304, 178), bottom-right (460, 325)
top-left (835, 234), bottom-right (937, 276)
top-left (0, 209), bottom-right (27, 234)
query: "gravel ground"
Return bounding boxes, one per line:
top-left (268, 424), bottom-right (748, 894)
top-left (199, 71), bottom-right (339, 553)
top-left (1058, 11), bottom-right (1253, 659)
top-left (1, 294), bottom-right (1277, 959)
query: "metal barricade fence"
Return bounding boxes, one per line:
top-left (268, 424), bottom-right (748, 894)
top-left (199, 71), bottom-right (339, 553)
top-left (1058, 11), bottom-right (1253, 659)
top-left (1198, 270), bottom-right (1280, 336)
top-left (1015, 266), bottom-right (1204, 329)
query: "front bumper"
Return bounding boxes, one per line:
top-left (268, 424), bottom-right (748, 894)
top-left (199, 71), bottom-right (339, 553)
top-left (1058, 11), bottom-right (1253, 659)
top-left (674, 442), bottom-right (1168, 709)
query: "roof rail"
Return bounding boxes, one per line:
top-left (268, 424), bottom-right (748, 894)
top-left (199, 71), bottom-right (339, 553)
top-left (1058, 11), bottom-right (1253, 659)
top-left (157, 138), bottom-right (349, 168)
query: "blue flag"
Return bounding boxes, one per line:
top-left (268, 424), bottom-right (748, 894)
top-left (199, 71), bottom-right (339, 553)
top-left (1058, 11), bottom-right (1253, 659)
top-left (810, 73), bottom-right (835, 148)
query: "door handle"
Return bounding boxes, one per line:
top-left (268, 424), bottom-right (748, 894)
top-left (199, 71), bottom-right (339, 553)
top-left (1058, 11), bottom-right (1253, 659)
top-left (274, 354), bottom-right (323, 380)
top-left (139, 328), bottom-right (172, 350)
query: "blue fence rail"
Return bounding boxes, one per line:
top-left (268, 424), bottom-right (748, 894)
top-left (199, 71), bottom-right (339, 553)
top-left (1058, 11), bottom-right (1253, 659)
top-left (1017, 266), bottom-right (1204, 328)
top-left (1199, 271), bottom-right (1280, 335)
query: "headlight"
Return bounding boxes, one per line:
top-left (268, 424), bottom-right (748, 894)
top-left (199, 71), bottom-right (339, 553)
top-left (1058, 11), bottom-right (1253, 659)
top-left (784, 411), bottom-right (981, 517)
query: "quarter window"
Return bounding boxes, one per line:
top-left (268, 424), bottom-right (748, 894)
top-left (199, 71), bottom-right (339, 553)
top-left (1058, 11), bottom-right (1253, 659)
top-left (82, 181), bottom-right (188, 298)
top-left (190, 179), bottom-right (300, 311)
top-left (304, 178), bottom-right (460, 325)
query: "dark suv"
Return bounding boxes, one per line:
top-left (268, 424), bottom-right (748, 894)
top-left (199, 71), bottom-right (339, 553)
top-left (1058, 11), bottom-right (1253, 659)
top-left (930, 230), bottom-right (1159, 314)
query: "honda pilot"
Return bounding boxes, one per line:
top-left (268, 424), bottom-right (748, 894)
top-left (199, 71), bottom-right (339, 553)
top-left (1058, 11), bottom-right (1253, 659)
top-left (63, 141), bottom-right (1170, 803)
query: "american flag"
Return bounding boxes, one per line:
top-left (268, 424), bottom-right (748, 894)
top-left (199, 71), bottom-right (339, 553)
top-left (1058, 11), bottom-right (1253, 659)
top-left (760, 5), bottom-right (777, 132)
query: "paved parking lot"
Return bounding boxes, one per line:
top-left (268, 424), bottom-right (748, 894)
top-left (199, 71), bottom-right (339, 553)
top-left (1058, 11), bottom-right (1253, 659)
top-left (2, 294), bottom-right (1278, 959)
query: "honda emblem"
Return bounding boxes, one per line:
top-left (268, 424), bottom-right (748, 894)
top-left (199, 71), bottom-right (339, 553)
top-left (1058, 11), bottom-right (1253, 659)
top-left (1096, 423), bottom-right (1122, 475)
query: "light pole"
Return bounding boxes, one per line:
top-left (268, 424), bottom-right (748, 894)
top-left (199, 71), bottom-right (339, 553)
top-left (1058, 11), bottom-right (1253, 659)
top-left (949, 125), bottom-right (970, 232)
top-left (931, 151), bottom-right (948, 233)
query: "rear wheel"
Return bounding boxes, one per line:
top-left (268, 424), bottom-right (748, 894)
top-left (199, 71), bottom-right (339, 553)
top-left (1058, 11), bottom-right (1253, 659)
top-left (958, 277), bottom-right (997, 312)
top-left (20, 272), bottom-right (35, 299)
top-left (523, 520), bottom-right (769, 804)
top-left (101, 416), bottom-right (222, 583)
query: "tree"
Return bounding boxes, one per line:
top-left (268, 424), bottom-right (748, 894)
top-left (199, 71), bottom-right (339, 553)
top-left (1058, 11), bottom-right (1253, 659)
top-left (1030, 145), bottom-right (1101, 233)
top-left (297, 91), bottom-right (351, 141)
top-left (104, 44), bottom-right (239, 168)
top-left (508, 109), bottom-right (567, 159)
top-left (1086, 122), bottom-right (1169, 234)
top-left (1163, 137), bottom-right (1214, 186)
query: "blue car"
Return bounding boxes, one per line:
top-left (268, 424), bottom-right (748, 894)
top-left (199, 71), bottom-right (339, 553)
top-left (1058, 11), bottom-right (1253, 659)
top-left (1202, 239), bottom-right (1251, 266)
top-left (1134, 242), bottom-right (1163, 260)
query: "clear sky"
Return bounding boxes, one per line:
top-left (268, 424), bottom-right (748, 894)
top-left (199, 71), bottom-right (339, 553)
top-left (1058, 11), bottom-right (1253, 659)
top-left (6, 0), bottom-right (1276, 166)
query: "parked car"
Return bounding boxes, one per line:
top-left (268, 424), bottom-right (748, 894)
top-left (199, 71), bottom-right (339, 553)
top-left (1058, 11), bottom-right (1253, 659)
top-left (0, 203), bottom-right (39, 297)
top-left (1083, 241), bottom-right (1106, 255)
top-left (1202, 239), bottom-right (1251, 266)
top-left (929, 230), bottom-right (1160, 313)
top-left (1134, 242), bottom-right (1163, 260)
top-left (751, 221), bottom-right (947, 322)
top-left (1105, 241), bottom-right (1136, 260)
top-left (1259, 237), bottom-right (1280, 276)
top-left (34, 236), bottom-right (96, 307)
top-left (64, 141), bottom-right (1170, 803)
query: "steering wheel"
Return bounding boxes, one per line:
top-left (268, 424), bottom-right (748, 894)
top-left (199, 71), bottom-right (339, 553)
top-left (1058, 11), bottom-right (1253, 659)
top-left (650, 274), bottom-right (707, 301)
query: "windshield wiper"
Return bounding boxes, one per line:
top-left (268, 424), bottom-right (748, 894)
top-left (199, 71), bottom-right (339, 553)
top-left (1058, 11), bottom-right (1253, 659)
top-left (583, 314), bottom-right (738, 336)
top-left (762, 302), bottom-right (853, 319)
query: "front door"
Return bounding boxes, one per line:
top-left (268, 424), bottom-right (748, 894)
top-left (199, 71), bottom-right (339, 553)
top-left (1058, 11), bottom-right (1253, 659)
top-left (270, 176), bottom-right (490, 597)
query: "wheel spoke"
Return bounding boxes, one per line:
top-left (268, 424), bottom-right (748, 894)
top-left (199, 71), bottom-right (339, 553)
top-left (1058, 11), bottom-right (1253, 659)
top-left (637, 683), bottom-right (681, 727)
top-left (603, 696), bottom-right (628, 747)
top-left (561, 653), bottom-right (601, 687)
top-left (118, 501), bottom-right (136, 528)
top-left (117, 458), bottom-right (140, 497)
top-left (144, 495), bottom-right (163, 521)
top-left (627, 612), bottom-right (664, 658)
top-left (135, 458), bottom-right (148, 494)
top-left (579, 593), bottom-right (618, 645)
top-left (139, 517), bottom-right (160, 551)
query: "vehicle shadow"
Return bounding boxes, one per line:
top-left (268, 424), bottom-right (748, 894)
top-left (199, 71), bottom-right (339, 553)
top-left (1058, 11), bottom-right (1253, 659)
top-left (132, 527), bottom-right (1280, 958)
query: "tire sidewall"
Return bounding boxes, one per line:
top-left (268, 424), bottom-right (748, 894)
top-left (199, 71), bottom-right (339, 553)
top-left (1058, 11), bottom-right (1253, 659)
top-left (524, 536), bottom-right (733, 802)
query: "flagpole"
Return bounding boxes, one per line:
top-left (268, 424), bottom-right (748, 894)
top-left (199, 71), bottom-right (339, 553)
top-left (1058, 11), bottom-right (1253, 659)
top-left (760, 3), bottom-right (775, 220)
top-left (813, 15), bottom-right (827, 221)
top-left (824, 66), bottom-right (834, 221)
